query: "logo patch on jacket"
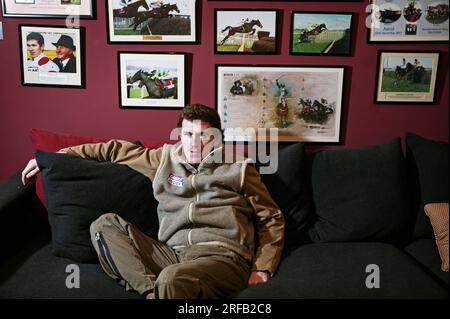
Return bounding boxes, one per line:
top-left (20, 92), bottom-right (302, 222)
top-left (168, 174), bottom-right (183, 187)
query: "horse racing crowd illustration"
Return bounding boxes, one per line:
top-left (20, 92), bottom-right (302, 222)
top-left (222, 72), bottom-right (340, 136)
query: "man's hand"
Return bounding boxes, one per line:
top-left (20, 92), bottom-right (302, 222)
top-left (21, 158), bottom-right (40, 185)
top-left (247, 271), bottom-right (270, 287)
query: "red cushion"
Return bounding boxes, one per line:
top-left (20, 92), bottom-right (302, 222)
top-left (29, 128), bottom-right (170, 207)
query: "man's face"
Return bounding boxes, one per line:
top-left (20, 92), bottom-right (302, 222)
top-left (181, 119), bottom-right (215, 164)
top-left (27, 39), bottom-right (43, 58)
top-left (55, 45), bottom-right (73, 60)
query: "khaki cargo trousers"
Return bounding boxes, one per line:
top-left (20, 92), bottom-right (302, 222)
top-left (90, 213), bottom-right (251, 299)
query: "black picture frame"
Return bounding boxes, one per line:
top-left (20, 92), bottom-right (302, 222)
top-left (106, 0), bottom-right (198, 44)
top-left (216, 64), bottom-right (345, 142)
top-left (19, 24), bottom-right (85, 88)
top-left (367, 0), bottom-right (449, 43)
top-left (214, 8), bottom-right (280, 55)
top-left (1, 0), bottom-right (96, 19)
top-left (290, 11), bottom-right (354, 56)
top-left (374, 50), bottom-right (440, 104)
top-left (117, 51), bottom-right (186, 109)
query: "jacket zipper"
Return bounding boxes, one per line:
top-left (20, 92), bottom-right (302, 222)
top-left (187, 173), bottom-right (198, 245)
top-left (94, 231), bottom-right (123, 278)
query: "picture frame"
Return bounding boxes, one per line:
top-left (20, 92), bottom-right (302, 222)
top-left (216, 65), bottom-right (345, 142)
top-left (118, 52), bottom-right (186, 109)
top-left (214, 9), bottom-right (279, 54)
top-left (290, 11), bottom-right (354, 56)
top-left (19, 24), bottom-right (85, 88)
top-left (106, 0), bottom-right (197, 43)
top-left (367, 0), bottom-right (449, 43)
top-left (374, 51), bottom-right (440, 104)
top-left (1, 0), bottom-right (95, 19)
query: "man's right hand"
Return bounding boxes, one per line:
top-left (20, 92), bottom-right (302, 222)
top-left (21, 158), bottom-right (40, 186)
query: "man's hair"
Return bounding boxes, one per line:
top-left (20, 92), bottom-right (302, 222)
top-left (26, 32), bottom-right (45, 46)
top-left (177, 104), bottom-right (222, 132)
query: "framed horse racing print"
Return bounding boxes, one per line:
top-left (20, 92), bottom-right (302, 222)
top-left (367, 0), bottom-right (449, 42)
top-left (216, 65), bottom-right (345, 142)
top-left (374, 51), bottom-right (440, 103)
top-left (118, 52), bottom-right (186, 109)
top-left (214, 9), bottom-right (279, 54)
top-left (1, 0), bottom-right (95, 19)
top-left (290, 11), bottom-right (354, 56)
top-left (106, 0), bottom-right (197, 43)
top-left (19, 24), bottom-right (84, 88)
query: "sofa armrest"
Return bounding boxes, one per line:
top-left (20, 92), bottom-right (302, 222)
top-left (0, 171), bottom-right (49, 262)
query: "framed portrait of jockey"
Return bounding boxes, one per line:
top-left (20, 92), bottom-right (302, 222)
top-left (374, 51), bottom-right (440, 103)
top-left (216, 65), bottom-right (345, 143)
top-left (106, 0), bottom-right (198, 43)
top-left (367, 0), bottom-right (449, 42)
top-left (1, 0), bottom-right (95, 19)
top-left (118, 51), bottom-right (186, 109)
top-left (214, 9), bottom-right (280, 54)
top-left (19, 24), bottom-right (85, 88)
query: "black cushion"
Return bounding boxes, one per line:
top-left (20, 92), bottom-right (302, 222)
top-left (405, 133), bottom-right (449, 239)
top-left (235, 242), bottom-right (448, 299)
top-left (307, 138), bottom-right (411, 245)
top-left (0, 232), bottom-right (142, 299)
top-left (258, 143), bottom-right (313, 247)
top-left (35, 150), bottom-right (159, 263)
top-left (405, 239), bottom-right (449, 285)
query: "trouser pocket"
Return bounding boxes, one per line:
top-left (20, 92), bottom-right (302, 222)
top-left (94, 231), bottom-right (123, 280)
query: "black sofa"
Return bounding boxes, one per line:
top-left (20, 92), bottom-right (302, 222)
top-left (0, 132), bottom-right (448, 299)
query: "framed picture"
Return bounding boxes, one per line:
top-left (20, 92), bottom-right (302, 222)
top-left (214, 9), bottom-right (279, 54)
top-left (216, 65), bottom-right (345, 142)
top-left (118, 52), bottom-right (186, 109)
top-left (290, 11), bottom-right (354, 56)
top-left (106, 0), bottom-right (197, 43)
top-left (375, 51), bottom-right (440, 103)
top-left (19, 25), bottom-right (84, 88)
top-left (1, 0), bottom-right (95, 19)
top-left (368, 0), bottom-right (449, 42)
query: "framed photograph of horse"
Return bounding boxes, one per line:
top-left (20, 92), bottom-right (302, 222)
top-left (118, 52), bottom-right (186, 109)
top-left (216, 65), bottom-right (345, 142)
top-left (106, 0), bottom-right (197, 43)
top-left (374, 51), bottom-right (440, 103)
top-left (290, 11), bottom-right (354, 56)
top-left (214, 9), bottom-right (279, 54)
top-left (19, 24), bottom-right (85, 88)
top-left (367, 0), bottom-right (449, 42)
top-left (1, 0), bottom-right (95, 19)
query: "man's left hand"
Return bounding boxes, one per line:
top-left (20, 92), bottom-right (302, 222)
top-left (247, 271), bottom-right (270, 287)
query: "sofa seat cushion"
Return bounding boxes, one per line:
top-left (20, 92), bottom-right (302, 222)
top-left (0, 233), bottom-right (141, 299)
top-left (405, 239), bottom-right (449, 285)
top-left (235, 242), bottom-right (448, 299)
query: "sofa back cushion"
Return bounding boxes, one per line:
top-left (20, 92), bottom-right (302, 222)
top-left (29, 128), bottom-right (170, 209)
top-left (406, 133), bottom-right (449, 239)
top-left (307, 138), bottom-right (411, 245)
top-left (35, 150), bottom-right (160, 263)
top-left (258, 143), bottom-right (313, 247)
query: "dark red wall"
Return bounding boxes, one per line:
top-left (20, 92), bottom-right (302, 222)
top-left (0, 1), bottom-right (448, 179)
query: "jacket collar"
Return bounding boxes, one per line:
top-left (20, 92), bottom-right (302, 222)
top-left (173, 143), bottom-right (224, 174)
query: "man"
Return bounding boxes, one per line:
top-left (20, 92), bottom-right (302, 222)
top-left (26, 32), bottom-right (60, 73)
top-left (21, 104), bottom-right (285, 299)
top-left (52, 35), bottom-right (77, 73)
